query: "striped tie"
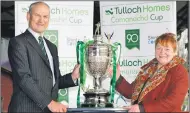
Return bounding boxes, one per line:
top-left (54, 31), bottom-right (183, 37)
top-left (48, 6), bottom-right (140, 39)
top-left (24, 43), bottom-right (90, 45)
top-left (38, 36), bottom-right (49, 60)
top-left (39, 36), bottom-right (55, 85)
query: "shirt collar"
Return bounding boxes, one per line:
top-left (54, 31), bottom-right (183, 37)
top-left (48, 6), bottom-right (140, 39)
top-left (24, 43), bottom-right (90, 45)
top-left (28, 28), bottom-right (44, 42)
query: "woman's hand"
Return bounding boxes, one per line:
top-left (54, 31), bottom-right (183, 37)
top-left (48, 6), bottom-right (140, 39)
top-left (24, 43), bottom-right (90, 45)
top-left (107, 64), bottom-right (121, 81)
top-left (123, 104), bottom-right (140, 112)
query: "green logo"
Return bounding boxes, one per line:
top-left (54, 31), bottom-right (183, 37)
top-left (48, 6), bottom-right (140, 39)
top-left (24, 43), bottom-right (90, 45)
top-left (44, 30), bottom-right (58, 47)
top-left (57, 89), bottom-right (69, 103)
top-left (125, 29), bottom-right (140, 50)
top-left (22, 7), bottom-right (29, 13)
top-left (105, 8), bottom-right (113, 15)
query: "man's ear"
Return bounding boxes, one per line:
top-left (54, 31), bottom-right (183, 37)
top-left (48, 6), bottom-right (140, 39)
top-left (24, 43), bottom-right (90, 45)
top-left (26, 12), bottom-right (30, 21)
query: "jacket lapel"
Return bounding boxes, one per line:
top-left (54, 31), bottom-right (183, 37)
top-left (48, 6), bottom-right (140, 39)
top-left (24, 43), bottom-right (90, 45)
top-left (44, 38), bottom-right (58, 81)
top-left (24, 30), bottom-right (51, 69)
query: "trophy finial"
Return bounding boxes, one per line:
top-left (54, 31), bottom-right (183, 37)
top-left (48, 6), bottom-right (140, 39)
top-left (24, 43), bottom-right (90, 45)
top-left (95, 22), bottom-right (101, 35)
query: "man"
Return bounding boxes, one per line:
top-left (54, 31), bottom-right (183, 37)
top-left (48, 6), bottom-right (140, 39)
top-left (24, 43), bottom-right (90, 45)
top-left (8, 2), bottom-right (80, 112)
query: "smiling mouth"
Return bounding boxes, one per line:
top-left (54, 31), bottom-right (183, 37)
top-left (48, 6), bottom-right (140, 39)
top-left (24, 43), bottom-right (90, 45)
top-left (159, 56), bottom-right (167, 58)
top-left (37, 24), bottom-right (44, 26)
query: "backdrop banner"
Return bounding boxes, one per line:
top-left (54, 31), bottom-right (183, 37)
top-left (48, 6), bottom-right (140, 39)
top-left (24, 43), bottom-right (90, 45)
top-left (100, 1), bottom-right (176, 107)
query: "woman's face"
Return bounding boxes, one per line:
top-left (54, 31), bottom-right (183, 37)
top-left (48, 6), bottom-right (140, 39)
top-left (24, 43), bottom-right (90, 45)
top-left (155, 43), bottom-right (176, 66)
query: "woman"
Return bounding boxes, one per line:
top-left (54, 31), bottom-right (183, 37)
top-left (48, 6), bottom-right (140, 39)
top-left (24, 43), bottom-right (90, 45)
top-left (110, 33), bottom-right (188, 112)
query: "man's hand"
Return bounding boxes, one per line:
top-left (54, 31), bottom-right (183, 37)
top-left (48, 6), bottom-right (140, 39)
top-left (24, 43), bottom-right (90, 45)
top-left (107, 64), bottom-right (121, 81)
top-left (48, 100), bottom-right (68, 112)
top-left (71, 64), bottom-right (80, 81)
top-left (123, 104), bottom-right (140, 112)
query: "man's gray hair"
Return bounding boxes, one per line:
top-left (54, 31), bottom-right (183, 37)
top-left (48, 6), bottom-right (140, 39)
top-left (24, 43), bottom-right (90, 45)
top-left (28, 1), bottom-right (50, 14)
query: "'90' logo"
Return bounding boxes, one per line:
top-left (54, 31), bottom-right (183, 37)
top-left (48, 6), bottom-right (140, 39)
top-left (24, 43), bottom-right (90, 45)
top-left (125, 29), bottom-right (140, 50)
top-left (44, 30), bottom-right (58, 47)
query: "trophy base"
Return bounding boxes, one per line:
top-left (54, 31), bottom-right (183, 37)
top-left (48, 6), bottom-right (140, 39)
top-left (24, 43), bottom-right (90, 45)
top-left (81, 89), bottom-right (113, 108)
top-left (81, 103), bottom-right (113, 108)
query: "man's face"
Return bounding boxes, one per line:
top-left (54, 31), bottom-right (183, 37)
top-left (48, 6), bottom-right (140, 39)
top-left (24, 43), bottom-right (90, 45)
top-left (155, 43), bottom-right (175, 66)
top-left (27, 3), bottom-right (50, 33)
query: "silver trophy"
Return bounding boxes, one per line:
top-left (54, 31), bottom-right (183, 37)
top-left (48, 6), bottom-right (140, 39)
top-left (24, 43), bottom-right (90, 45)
top-left (76, 22), bottom-right (121, 108)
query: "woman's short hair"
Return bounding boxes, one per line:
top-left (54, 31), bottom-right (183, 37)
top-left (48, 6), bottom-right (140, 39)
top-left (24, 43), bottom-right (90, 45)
top-left (155, 33), bottom-right (177, 52)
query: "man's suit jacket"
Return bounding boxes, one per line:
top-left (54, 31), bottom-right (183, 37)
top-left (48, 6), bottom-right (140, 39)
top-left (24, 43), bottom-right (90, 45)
top-left (116, 64), bottom-right (188, 112)
top-left (8, 30), bottom-right (77, 112)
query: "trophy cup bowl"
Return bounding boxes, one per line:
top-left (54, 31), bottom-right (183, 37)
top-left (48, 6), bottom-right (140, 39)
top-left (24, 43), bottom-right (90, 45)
top-left (86, 44), bottom-right (110, 79)
top-left (81, 35), bottom-right (113, 108)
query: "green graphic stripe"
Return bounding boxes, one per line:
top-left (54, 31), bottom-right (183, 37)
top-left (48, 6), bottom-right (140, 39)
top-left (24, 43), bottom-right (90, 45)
top-left (76, 40), bottom-right (94, 107)
top-left (109, 42), bottom-right (121, 103)
top-left (76, 41), bottom-right (84, 107)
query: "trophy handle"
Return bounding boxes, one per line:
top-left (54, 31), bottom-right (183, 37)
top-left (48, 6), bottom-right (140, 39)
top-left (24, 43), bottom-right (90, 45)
top-left (76, 41), bottom-right (84, 64)
top-left (103, 43), bottom-right (121, 79)
top-left (111, 42), bottom-right (121, 64)
top-left (115, 43), bottom-right (121, 63)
